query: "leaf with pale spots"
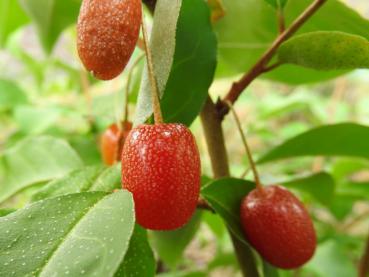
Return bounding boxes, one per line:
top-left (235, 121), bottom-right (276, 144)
top-left (0, 191), bottom-right (135, 277)
top-left (278, 31), bottom-right (369, 70)
top-left (0, 136), bottom-right (83, 204)
top-left (114, 225), bottom-right (156, 277)
top-left (32, 164), bottom-right (121, 202)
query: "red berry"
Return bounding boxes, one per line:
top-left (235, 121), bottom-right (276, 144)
top-left (121, 123), bottom-right (201, 230)
top-left (240, 185), bottom-right (316, 269)
top-left (101, 121), bottom-right (132, 165)
top-left (77, 0), bottom-right (142, 80)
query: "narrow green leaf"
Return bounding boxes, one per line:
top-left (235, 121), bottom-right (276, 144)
top-left (31, 165), bottom-right (121, 202)
top-left (283, 172), bottom-right (335, 206)
top-left (201, 178), bottom-right (260, 277)
top-left (259, 123), bottom-right (369, 163)
top-left (264, 0), bottom-right (288, 9)
top-left (201, 178), bottom-right (254, 245)
top-left (263, 261), bottom-right (280, 277)
top-left (278, 31), bottom-right (369, 70)
top-left (115, 225), bottom-right (155, 277)
top-left (0, 136), bottom-right (83, 203)
top-left (338, 181), bottom-right (369, 199)
top-left (0, 0), bottom-right (29, 46)
top-left (151, 211), bottom-right (202, 269)
top-left (0, 79), bottom-right (28, 112)
top-left (135, 0), bottom-right (217, 126)
top-left (0, 209), bottom-right (16, 217)
top-left (18, 0), bottom-right (81, 53)
top-left (0, 191), bottom-right (135, 277)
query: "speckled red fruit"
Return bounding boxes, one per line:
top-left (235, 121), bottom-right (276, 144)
top-left (77, 0), bottom-right (142, 80)
top-left (240, 185), bottom-right (316, 269)
top-left (101, 121), bottom-right (132, 165)
top-left (121, 123), bottom-right (201, 230)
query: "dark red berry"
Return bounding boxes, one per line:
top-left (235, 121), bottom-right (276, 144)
top-left (121, 123), bottom-right (201, 230)
top-left (77, 0), bottom-right (142, 80)
top-left (240, 185), bottom-right (316, 269)
top-left (101, 121), bottom-right (132, 165)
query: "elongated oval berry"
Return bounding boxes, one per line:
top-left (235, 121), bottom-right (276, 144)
top-left (101, 121), bottom-right (132, 165)
top-left (77, 0), bottom-right (142, 80)
top-left (240, 185), bottom-right (316, 269)
top-left (121, 123), bottom-right (201, 230)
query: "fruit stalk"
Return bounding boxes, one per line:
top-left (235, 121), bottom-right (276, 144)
top-left (141, 14), bottom-right (163, 124)
top-left (226, 100), bottom-right (263, 192)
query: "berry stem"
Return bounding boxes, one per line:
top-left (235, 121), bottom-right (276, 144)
top-left (226, 100), bottom-right (263, 192)
top-left (141, 13), bottom-right (163, 124)
top-left (123, 53), bottom-right (145, 123)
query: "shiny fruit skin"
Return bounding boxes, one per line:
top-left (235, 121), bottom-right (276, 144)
top-left (77, 0), bottom-right (142, 80)
top-left (240, 185), bottom-right (316, 269)
top-left (121, 123), bottom-right (201, 230)
top-left (101, 121), bottom-right (132, 165)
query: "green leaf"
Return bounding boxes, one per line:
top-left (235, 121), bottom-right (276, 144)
top-left (31, 165), bottom-right (121, 202)
top-left (0, 191), bottom-right (135, 277)
top-left (264, 0), bottom-right (288, 9)
top-left (338, 181), bottom-right (369, 199)
top-left (331, 159), bottom-right (369, 181)
top-left (151, 211), bottom-right (202, 269)
top-left (14, 106), bottom-right (61, 134)
top-left (0, 208), bottom-right (16, 217)
top-left (305, 239), bottom-right (356, 277)
top-left (0, 136), bottom-right (83, 203)
top-left (115, 225), bottom-right (155, 277)
top-left (201, 178), bottom-right (254, 245)
top-left (278, 31), bottom-right (369, 70)
top-left (0, 79), bottom-right (28, 112)
top-left (215, 0), bottom-right (369, 84)
top-left (158, 272), bottom-right (207, 277)
top-left (263, 261), bottom-right (280, 277)
top-left (0, 0), bottom-right (29, 46)
top-left (259, 123), bottom-right (369, 163)
top-left (135, 0), bottom-right (217, 126)
top-left (328, 194), bottom-right (357, 220)
top-left (283, 172), bottom-right (335, 206)
top-left (18, 0), bottom-right (81, 53)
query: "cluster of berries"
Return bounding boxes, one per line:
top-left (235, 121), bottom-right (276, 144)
top-left (77, 0), bottom-right (316, 269)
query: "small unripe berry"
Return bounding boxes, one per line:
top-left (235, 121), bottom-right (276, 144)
top-left (240, 185), bottom-right (316, 269)
top-left (101, 121), bottom-right (132, 166)
top-left (121, 123), bottom-right (201, 230)
top-left (77, 0), bottom-right (142, 80)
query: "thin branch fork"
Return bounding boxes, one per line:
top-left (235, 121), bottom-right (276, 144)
top-left (216, 0), bottom-right (327, 119)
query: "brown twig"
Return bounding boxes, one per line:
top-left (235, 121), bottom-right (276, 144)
top-left (277, 7), bottom-right (285, 34)
top-left (359, 229), bottom-right (369, 277)
top-left (216, 0), bottom-right (328, 119)
top-left (200, 96), bottom-right (260, 277)
top-left (197, 198), bottom-right (215, 213)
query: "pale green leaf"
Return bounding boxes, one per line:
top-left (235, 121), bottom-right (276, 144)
top-left (0, 191), bottom-right (135, 277)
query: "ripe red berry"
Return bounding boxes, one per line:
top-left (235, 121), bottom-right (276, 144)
top-left (101, 121), bottom-right (132, 165)
top-left (121, 123), bottom-right (201, 230)
top-left (77, 0), bottom-right (142, 80)
top-left (240, 185), bottom-right (316, 269)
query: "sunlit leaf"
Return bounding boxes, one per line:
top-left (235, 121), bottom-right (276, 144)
top-left (0, 191), bottom-right (135, 277)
